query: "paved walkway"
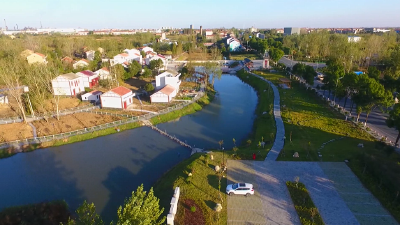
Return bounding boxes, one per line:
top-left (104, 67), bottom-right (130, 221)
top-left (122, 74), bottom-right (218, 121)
top-left (248, 72), bottom-right (285, 161)
top-left (227, 160), bottom-right (361, 225)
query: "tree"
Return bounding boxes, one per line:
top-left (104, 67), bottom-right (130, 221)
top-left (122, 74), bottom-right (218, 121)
top-left (0, 60), bottom-right (28, 122)
top-left (386, 104), bottom-right (400, 145)
top-left (65, 201), bottom-right (104, 225)
top-left (142, 67), bottom-right (152, 78)
top-left (203, 61), bottom-right (222, 86)
top-left (171, 43), bottom-right (177, 56)
top-left (149, 59), bottom-right (163, 71)
top-left (269, 47), bottom-right (284, 63)
top-left (140, 51), bottom-right (146, 58)
top-left (116, 184), bottom-right (165, 225)
top-left (129, 61), bottom-right (142, 77)
top-left (144, 83), bottom-right (154, 92)
top-left (367, 66), bottom-right (380, 80)
top-left (302, 65), bottom-right (316, 85)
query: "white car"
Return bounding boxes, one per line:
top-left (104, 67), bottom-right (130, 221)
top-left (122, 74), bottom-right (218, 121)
top-left (226, 183), bottom-right (254, 196)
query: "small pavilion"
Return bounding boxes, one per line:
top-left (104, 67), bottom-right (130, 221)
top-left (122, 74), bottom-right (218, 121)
top-left (279, 78), bottom-right (292, 89)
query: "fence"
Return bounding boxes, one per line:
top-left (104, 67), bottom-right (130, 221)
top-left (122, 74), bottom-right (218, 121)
top-left (0, 91), bottom-right (205, 150)
top-left (0, 105), bottom-right (98, 125)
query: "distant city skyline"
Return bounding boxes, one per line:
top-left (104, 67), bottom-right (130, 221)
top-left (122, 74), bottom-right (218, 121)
top-left (1, 0), bottom-right (399, 30)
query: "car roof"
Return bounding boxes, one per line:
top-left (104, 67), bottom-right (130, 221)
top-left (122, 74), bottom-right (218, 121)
top-left (238, 183), bottom-right (252, 188)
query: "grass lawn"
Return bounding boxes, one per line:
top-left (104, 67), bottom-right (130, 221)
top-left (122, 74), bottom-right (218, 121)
top-left (286, 181), bottom-right (324, 225)
top-left (154, 152), bottom-right (229, 225)
top-left (229, 53), bottom-right (262, 61)
top-left (234, 70), bottom-right (275, 160)
top-left (254, 70), bottom-right (400, 223)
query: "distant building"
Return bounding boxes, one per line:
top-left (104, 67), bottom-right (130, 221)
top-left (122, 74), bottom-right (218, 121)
top-left (256, 33), bottom-right (265, 39)
top-left (284, 27), bottom-right (301, 35)
top-left (348, 36), bottom-right (361, 43)
top-left (27, 52), bottom-right (47, 65)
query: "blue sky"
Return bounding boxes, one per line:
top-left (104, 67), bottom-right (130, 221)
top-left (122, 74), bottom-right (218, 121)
top-left (1, 0), bottom-right (399, 29)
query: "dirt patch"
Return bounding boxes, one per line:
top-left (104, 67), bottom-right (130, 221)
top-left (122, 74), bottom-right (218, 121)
top-left (38, 97), bottom-right (87, 113)
top-left (122, 77), bottom-right (153, 91)
top-left (0, 123), bottom-right (33, 142)
top-left (32, 112), bottom-right (122, 136)
top-left (180, 199), bottom-right (205, 225)
top-left (0, 104), bottom-right (18, 118)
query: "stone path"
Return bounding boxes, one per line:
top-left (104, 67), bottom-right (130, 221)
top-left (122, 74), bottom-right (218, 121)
top-left (248, 72), bottom-right (285, 161)
top-left (320, 163), bottom-right (398, 225)
top-left (227, 160), bottom-right (360, 225)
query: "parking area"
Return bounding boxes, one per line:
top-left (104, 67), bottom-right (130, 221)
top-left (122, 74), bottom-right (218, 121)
top-left (227, 160), bottom-right (373, 225)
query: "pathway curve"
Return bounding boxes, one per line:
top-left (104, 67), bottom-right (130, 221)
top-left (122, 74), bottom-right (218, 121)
top-left (28, 122), bottom-right (37, 138)
top-left (248, 72), bottom-right (285, 161)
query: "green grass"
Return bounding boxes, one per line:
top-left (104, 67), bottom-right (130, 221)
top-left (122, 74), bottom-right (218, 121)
top-left (286, 181), bottom-right (324, 225)
top-left (151, 91), bottom-right (214, 125)
top-left (235, 69), bottom-right (275, 160)
top-left (229, 53), bottom-right (262, 61)
top-left (154, 152), bottom-right (229, 225)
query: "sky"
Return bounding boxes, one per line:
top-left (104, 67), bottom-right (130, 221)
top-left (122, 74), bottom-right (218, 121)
top-left (1, 0), bottom-right (399, 30)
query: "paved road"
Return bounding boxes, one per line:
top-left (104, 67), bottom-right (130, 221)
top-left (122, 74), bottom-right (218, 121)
top-left (279, 57), bottom-right (327, 69)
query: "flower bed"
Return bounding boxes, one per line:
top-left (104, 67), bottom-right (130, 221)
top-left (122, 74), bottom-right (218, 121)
top-left (286, 181), bottom-right (324, 225)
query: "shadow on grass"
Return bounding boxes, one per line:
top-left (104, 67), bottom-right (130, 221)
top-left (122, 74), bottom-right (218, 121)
top-left (204, 200), bottom-right (215, 210)
top-left (207, 174), bottom-right (220, 191)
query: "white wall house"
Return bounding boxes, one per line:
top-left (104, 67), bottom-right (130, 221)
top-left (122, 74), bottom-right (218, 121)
top-left (51, 73), bottom-right (84, 96)
top-left (150, 71), bottom-right (181, 103)
top-left (150, 85), bottom-right (177, 103)
top-left (138, 46), bottom-right (154, 53)
top-left (73, 59), bottom-right (90, 69)
top-left (76, 70), bottom-right (100, 88)
top-left (100, 86), bottom-right (135, 109)
top-left (123, 49), bottom-right (143, 65)
top-left (85, 50), bottom-right (95, 61)
top-left (81, 90), bottom-right (102, 103)
top-left (112, 53), bottom-right (129, 65)
top-left (95, 67), bottom-right (111, 80)
top-left (348, 36), bottom-right (362, 43)
top-left (155, 71), bottom-right (181, 91)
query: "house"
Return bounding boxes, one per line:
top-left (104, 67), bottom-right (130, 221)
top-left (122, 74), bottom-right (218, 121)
top-left (227, 38), bottom-right (241, 52)
top-left (20, 49), bottom-right (34, 58)
top-left (0, 94), bottom-right (8, 104)
top-left (348, 36), bottom-right (361, 43)
top-left (150, 84), bottom-right (177, 103)
top-left (123, 49), bottom-right (143, 64)
top-left (138, 46), bottom-right (154, 53)
top-left (61, 56), bottom-right (74, 64)
top-left (154, 71), bottom-right (181, 91)
top-left (27, 52), bottom-right (47, 65)
top-left (76, 70), bottom-right (100, 88)
top-left (73, 59), bottom-right (90, 69)
top-left (100, 86), bottom-right (135, 109)
top-left (51, 73), bottom-right (84, 96)
top-left (81, 90), bottom-right (102, 103)
top-left (85, 50), bottom-right (95, 61)
top-left (112, 53), bottom-right (130, 65)
top-left (95, 67), bottom-right (111, 79)
top-left (145, 54), bottom-right (167, 69)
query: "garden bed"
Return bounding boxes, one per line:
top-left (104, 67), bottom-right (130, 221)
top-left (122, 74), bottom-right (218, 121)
top-left (286, 181), bottom-right (324, 225)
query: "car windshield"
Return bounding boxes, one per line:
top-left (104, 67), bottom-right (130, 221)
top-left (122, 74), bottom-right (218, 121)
top-left (232, 183), bottom-right (238, 189)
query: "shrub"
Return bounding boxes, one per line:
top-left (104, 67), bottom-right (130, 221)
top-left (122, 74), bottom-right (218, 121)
top-left (190, 206), bottom-right (196, 212)
top-left (99, 79), bottom-right (111, 88)
top-left (144, 83), bottom-right (154, 92)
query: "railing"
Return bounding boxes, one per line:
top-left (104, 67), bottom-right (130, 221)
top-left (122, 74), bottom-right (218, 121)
top-left (0, 91), bottom-right (205, 150)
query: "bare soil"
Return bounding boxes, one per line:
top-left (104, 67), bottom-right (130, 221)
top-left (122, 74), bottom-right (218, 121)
top-left (0, 123), bottom-right (33, 142)
top-left (39, 97), bottom-right (88, 113)
top-left (32, 112), bottom-right (122, 136)
top-left (181, 199), bottom-right (205, 225)
top-left (0, 104), bottom-right (18, 118)
top-left (122, 77), bottom-right (153, 91)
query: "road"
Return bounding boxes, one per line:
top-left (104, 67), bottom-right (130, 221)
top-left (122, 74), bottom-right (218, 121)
top-left (279, 56), bottom-right (327, 69)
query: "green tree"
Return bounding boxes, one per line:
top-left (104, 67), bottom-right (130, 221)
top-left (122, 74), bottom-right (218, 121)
top-left (302, 65), bottom-right (316, 85)
top-left (269, 47), bottom-right (284, 63)
top-left (149, 59), bottom-right (163, 71)
top-left (367, 66), bottom-right (380, 80)
top-left (386, 104), bottom-right (400, 145)
top-left (142, 67), bottom-right (152, 78)
top-left (203, 61), bottom-right (222, 86)
top-left (171, 43), bottom-right (177, 56)
top-left (64, 201), bottom-right (104, 225)
top-left (116, 184), bottom-right (165, 225)
top-left (144, 83), bottom-right (154, 92)
top-left (129, 61), bottom-right (142, 77)
top-left (140, 51), bottom-right (146, 58)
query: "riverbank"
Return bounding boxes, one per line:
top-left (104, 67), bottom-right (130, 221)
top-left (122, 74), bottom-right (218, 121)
top-left (234, 69), bottom-right (275, 160)
top-left (0, 91), bottom-right (214, 159)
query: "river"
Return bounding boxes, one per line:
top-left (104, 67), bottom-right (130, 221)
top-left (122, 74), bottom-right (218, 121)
top-left (0, 74), bottom-right (257, 222)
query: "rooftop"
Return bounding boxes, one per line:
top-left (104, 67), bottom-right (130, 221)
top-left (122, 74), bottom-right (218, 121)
top-left (78, 70), bottom-right (96, 76)
top-left (111, 86), bottom-right (132, 96)
top-left (60, 73), bottom-right (80, 80)
top-left (160, 84), bottom-right (176, 95)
